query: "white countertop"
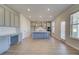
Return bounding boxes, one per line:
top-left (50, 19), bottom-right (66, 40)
top-left (32, 31), bottom-right (48, 32)
top-left (0, 33), bottom-right (20, 37)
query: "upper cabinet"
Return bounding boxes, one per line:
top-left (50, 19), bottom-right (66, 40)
top-left (5, 9), bottom-right (10, 26)
top-left (10, 12), bottom-right (15, 27)
top-left (14, 14), bottom-right (19, 27)
top-left (0, 6), bottom-right (5, 26)
top-left (0, 5), bottom-right (20, 27)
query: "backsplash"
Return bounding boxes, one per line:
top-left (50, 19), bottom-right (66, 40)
top-left (0, 27), bottom-right (16, 35)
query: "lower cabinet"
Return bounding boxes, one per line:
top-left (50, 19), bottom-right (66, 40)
top-left (0, 36), bottom-right (10, 54)
top-left (10, 35), bottom-right (18, 45)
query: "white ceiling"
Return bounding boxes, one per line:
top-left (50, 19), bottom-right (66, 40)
top-left (6, 4), bottom-right (72, 21)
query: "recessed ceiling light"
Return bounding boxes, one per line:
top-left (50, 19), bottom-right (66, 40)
top-left (29, 16), bottom-right (31, 18)
top-left (40, 16), bottom-right (42, 18)
top-left (27, 8), bottom-right (30, 11)
top-left (50, 16), bottom-right (52, 17)
top-left (48, 8), bottom-right (50, 11)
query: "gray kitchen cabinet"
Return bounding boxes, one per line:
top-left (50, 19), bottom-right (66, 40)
top-left (14, 15), bottom-right (19, 27)
top-left (5, 9), bottom-right (10, 26)
top-left (0, 6), bottom-right (4, 26)
top-left (0, 5), bottom-right (19, 27)
top-left (10, 13), bottom-right (15, 27)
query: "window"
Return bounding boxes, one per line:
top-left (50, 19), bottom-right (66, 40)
top-left (52, 21), bottom-right (55, 33)
top-left (70, 12), bottom-right (79, 38)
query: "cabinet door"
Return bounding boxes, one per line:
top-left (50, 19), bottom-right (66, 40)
top-left (14, 15), bottom-right (19, 27)
top-left (5, 9), bottom-right (10, 26)
top-left (11, 13), bottom-right (15, 27)
top-left (0, 6), bottom-right (4, 26)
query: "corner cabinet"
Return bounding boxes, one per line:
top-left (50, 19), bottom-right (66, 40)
top-left (0, 6), bottom-right (5, 26)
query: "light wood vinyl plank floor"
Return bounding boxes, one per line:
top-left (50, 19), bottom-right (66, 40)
top-left (3, 37), bottom-right (79, 55)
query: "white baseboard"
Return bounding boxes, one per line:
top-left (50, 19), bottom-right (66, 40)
top-left (65, 42), bottom-right (79, 51)
top-left (52, 34), bottom-right (79, 51)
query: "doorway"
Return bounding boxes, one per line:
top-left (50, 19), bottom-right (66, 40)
top-left (60, 21), bottom-right (66, 40)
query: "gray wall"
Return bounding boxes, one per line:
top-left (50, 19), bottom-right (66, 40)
top-left (53, 5), bottom-right (79, 50)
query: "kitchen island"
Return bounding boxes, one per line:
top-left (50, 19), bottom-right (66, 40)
top-left (32, 31), bottom-right (49, 39)
top-left (32, 27), bottom-right (49, 39)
